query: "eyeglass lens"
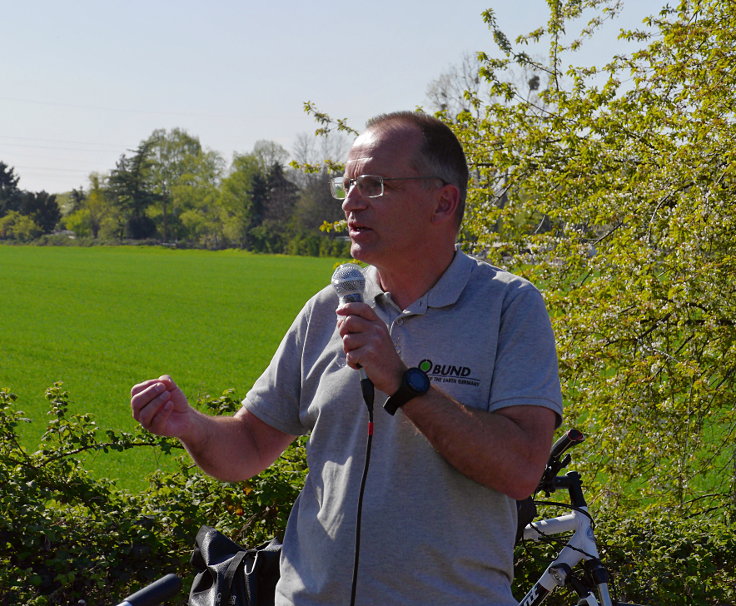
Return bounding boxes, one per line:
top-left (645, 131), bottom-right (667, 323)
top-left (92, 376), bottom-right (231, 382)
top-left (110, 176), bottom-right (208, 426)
top-left (330, 179), bottom-right (347, 199)
top-left (331, 176), bottom-right (384, 200)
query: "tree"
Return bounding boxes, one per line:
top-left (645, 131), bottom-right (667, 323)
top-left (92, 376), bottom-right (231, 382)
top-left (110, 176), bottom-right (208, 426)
top-left (143, 128), bottom-right (206, 242)
top-left (291, 131), bottom-right (351, 169)
top-left (447, 0), bottom-right (736, 509)
top-left (247, 163), bottom-right (300, 254)
top-left (0, 163), bottom-right (60, 234)
top-left (290, 131), bottom-right (352, 189)
top-left (252, 140), bottom-right (289, 173)
top-left (64, 187), bottom-right (86, 214)
top-left (218, 152), bottom-right (261, 248)
top-left (172, 149), bottom-right (224, 246)
top-left (261, 163), bottom-right (298, 226)
top-left (19, 190), bottom-right (61, 234)
top-left (217, 145), bottom-right (302, 253)
top-left (0, 162), bottom-right (22, 216)
top-left (64, 174), bottom-right (113, 239)
top-left (85, 173), bottom-right (112, 239)
top-left (107, 143), bottom-right (158, 239)
top-left (105, 129), bottom-right (216, 242)
top-left (426, 53), bottom-right (483, 118)
top-left (292, 172), bottom-right (345, 233)
top-left (0, 211), bottom-right (41, 241)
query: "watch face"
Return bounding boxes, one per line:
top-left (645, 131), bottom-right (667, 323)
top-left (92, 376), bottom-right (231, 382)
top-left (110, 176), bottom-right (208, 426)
top-left (406, 368), bottom-right (430, 392)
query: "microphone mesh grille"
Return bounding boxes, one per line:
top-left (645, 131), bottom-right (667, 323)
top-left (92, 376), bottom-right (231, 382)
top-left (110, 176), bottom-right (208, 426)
top-left (331, 263), bottom-right (365, 299)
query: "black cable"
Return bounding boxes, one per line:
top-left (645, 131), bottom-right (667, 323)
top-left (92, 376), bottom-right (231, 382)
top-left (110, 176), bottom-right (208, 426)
top-left (349, 378), bottom-right (375, 606)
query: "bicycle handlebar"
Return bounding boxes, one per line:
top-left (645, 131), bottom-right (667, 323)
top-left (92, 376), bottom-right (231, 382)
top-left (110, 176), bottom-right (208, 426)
top-left (113, 573), bottom-right (182, 606)
top-left (536, 428), bottom-right (585, 494)
top-left (550, 428), bottom-right (584, 462)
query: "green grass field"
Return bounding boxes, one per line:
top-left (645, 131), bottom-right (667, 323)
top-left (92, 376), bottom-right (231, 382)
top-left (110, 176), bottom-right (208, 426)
top-left (0, 245), bottom-right (342, 489)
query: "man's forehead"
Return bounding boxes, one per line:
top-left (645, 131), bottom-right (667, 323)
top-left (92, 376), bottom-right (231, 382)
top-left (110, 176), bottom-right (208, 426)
top-left (345, 134), bottom-right (379, 170)
top-left (345, 127), bottom-right (417, 170)
top-left (347, 130), bottom-right (380, 158)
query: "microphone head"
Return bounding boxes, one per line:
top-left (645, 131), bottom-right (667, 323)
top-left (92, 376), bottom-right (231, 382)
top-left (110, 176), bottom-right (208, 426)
top-left (331, 263), bottom-right (366, 304)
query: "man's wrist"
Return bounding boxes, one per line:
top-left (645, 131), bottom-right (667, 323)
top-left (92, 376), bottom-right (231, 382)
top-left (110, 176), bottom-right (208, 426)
top-left (178, 407), bottom-right (210, 451)
top-left (383, 367), bottom-right (430, 415)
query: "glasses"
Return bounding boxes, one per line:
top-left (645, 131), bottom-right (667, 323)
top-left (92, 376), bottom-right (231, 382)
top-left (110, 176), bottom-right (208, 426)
top-left (329, 174), bottom-right (446, 200)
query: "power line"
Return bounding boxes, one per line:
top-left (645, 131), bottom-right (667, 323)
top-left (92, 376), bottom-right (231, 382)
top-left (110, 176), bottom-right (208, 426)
top-left (0, 95), bottom-right (227, 119)
top-left (0, 134), bottom-right (131, 152)
top-left (1, 142), bottom-right (126, 154)
top-left (12, 165), bottom-right (93, 175)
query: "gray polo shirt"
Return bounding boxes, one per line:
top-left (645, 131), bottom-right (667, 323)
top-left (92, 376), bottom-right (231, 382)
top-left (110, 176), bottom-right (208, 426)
top-left (244, 250), bottom-right (562, 606)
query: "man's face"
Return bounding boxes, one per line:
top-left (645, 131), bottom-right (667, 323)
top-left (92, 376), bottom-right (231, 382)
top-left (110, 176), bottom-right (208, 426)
top-left (342, 126), bottom-right (437, 270)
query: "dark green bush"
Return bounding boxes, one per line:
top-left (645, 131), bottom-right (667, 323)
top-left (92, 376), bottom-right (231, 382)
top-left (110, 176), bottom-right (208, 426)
top-left (0, 385), bottom-right (305, 605)
top-left (3, 384), bottom-right (734, 604)
top-left (513, 500), bottom-right (736, 605)
top-left (597, 507), bottom-right (736, 605)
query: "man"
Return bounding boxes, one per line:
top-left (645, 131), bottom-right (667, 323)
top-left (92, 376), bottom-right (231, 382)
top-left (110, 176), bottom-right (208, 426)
top-left (131, 111), bottom-right (562, 605)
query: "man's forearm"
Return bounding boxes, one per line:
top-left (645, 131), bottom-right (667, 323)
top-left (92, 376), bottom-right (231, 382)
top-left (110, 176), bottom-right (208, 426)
top-left (402, 388), bottom-right (555, 499)
top-left (179, 408), bottom-right (294, 483)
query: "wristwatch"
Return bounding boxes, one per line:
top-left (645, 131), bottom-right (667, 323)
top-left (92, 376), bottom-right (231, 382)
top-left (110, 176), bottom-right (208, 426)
top-left (383, 367), bottom-right (430, 415)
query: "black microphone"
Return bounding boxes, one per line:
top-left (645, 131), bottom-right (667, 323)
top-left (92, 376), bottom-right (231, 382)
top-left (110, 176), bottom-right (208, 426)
top-left (114, 573), bottom-right (181, 606)
top-left (331, 263), bottom-right (374, 409)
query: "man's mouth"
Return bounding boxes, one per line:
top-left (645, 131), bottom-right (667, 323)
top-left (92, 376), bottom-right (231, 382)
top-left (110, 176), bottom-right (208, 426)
top-left (348, 221), bottom-right (370, 235)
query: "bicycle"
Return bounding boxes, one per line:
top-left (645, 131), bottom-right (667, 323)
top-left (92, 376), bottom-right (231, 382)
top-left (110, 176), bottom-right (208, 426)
top-left (517, 429), bottom-right (648, 606)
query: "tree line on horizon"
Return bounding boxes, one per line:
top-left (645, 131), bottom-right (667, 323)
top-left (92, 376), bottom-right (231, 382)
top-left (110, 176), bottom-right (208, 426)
top-left (0, 164), bottom-right (61, 241)
top-left (0, 129), bottom-right (353, 257)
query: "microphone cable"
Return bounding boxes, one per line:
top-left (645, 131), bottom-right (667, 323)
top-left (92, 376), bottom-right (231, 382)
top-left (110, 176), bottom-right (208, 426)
top-left (330, 263), bottom-right (377, 605)
top-left (349, 378), bottom-right (374, 606)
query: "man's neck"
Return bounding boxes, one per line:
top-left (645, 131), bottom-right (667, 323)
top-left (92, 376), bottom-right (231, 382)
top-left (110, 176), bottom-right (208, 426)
top-left (375, 246), bottom-right (457, 310)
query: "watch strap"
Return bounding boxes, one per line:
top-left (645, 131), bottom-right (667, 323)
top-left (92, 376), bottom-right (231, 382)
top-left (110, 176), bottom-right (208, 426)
top-left (383, 367), bottom-right (430, 415)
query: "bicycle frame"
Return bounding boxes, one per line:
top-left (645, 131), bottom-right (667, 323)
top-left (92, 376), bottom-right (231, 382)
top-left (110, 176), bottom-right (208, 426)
top-left (518, 431), bottom-right (614, 606)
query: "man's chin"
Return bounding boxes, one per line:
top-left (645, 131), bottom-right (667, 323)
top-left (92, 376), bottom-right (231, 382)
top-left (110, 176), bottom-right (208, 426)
top-left (349, 243), bottom-right (373, 265)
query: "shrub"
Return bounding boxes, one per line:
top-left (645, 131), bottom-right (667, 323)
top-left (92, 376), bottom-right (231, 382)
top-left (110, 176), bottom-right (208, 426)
top-left (512, 502), bottom-right (736, 605)
top-left (4, 383), bottom-right (733, 604)
top-left (0, 385), bottom-right (305, 605)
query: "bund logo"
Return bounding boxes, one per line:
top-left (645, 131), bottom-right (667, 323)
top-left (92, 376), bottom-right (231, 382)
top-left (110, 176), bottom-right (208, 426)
top-left (419, 359), bottom-right (480, 387)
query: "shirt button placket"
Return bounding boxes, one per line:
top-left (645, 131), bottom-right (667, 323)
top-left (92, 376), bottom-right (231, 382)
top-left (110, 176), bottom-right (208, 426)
top-left (393, 315), bottom-right (411, 356)
top-left (392, 317), bottom-right (404, 355)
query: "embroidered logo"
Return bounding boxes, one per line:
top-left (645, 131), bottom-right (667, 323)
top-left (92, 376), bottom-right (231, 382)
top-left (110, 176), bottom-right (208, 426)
top-left (419, 359), bottom-right (480, 387)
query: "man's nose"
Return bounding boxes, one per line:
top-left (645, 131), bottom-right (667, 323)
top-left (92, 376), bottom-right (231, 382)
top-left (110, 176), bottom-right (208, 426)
top-left (341, 184), bottom-right (368, 213)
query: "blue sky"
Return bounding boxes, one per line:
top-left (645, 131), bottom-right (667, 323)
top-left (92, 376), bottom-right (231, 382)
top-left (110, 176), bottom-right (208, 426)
top-left (1, 1), bottom-right (661, 193)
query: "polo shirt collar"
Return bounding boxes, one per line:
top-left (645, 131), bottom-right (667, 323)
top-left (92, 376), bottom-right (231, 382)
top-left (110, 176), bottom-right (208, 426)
top-left (364, 247), bottom-right (474, 314)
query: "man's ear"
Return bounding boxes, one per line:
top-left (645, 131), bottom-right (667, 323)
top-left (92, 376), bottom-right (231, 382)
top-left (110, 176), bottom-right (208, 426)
top-left (431, 184), bottom-right (461, 225)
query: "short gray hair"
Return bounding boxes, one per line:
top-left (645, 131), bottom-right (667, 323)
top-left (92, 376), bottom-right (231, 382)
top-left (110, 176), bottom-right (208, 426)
top-left (365, 111), bottom-right (469, 227)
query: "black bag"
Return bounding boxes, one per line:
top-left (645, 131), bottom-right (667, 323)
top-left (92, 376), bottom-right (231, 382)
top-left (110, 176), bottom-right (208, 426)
top-left (515, 497), bottom-right (538, 544)
top-left (189, 525), bottom-right (282, 606)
